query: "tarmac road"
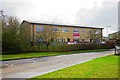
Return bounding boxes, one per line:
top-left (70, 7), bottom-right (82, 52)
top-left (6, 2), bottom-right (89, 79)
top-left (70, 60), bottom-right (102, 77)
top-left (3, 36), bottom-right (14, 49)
top-left (1, 50), bottom-right (114, 79)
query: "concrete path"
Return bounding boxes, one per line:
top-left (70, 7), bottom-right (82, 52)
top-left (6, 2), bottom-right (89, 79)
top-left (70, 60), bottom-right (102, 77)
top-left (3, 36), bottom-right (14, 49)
top-left (1, 50), bottom-right (114, 79)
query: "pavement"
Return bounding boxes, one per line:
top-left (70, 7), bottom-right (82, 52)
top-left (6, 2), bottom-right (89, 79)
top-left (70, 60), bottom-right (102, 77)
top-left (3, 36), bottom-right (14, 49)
top-left (0, 50), bottom-right (114, 79)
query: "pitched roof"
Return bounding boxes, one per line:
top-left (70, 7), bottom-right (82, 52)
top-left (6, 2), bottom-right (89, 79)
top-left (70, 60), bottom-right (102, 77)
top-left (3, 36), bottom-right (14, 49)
top-left (22, 20), bottom-right (104, 29)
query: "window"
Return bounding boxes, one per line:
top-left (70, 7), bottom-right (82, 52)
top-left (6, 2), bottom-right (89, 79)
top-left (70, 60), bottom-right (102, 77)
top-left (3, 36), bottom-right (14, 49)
top-left (36, 25), bottom-right (44, 32)
top-left (82, 39), bottom-right (84, 42)
top-left (51, 38), bottom-right (54, 41)
top-left (62, 28), bottom-right (69, 32)
top-left (74, 39), bottom-right (79, 42)
top-left (82, 29), bottom-right (85, 33)
top-left (95, 30), bottom-right (100, 34)
top-left (62, 38), bottom-right (65, 42)
top-left (36, 38), bottom-right (44, 42)
top-left (56, 38), bottom-right (59, 42)
top-left (73, 29), bottom-right (79, 32)
top-left (53, 28), bottom-right (59, 32)
top-left (89, 31), bottom-right (92, 33)
top-left (90, 39), bottom-right (92, 42)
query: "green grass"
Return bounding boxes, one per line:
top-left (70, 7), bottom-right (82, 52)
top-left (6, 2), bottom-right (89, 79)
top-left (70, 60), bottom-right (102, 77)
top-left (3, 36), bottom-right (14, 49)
top-left (1, 49), bottom-right (108, 61)
top-left (31, 55), bottom-right (119, 78)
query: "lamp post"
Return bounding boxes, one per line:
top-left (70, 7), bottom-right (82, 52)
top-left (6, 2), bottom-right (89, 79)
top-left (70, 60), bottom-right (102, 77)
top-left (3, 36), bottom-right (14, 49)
top-left (107, 26), bottom-right (111, 41)
top-left (107, 26), bottom-right (111, 38)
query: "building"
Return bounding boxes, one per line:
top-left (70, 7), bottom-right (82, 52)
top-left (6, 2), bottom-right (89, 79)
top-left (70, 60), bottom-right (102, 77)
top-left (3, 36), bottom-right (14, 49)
top-left (109, 31), bottom-right (120, 41)
top-left (21, 20), bottom-right (103, 43)
top-left (103, 37), bottom-right (109, 41)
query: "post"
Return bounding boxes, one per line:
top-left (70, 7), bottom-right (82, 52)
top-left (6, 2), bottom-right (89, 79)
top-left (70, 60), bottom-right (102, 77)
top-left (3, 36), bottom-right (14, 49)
top-left (115, 46), bottom-right (116, 55)
top-left (107, 26), bottom-right (111, 38)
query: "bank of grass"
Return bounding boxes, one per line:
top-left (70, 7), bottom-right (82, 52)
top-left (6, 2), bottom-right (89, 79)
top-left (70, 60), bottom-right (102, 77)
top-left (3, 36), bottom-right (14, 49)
top-left (1, 49), bottom-right (108, 61)
top-left (30, 55), bottom-right (119, 79)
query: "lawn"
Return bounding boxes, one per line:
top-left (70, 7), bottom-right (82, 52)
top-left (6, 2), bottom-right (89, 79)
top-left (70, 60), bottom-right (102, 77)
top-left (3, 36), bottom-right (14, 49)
top-left (1, 49), bottom-right (108, 61)
top-left (30, 55), bottom-right (119, 78)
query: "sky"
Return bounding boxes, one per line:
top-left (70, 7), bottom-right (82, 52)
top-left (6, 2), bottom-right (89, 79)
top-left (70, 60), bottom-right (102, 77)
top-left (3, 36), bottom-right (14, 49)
top-left (1, 0), bottom-right (119, 37)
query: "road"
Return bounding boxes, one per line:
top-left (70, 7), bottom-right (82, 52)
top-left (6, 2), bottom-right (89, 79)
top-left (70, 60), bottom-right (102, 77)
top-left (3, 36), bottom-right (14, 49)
top-left (1, 50), bottom-right (114, 79)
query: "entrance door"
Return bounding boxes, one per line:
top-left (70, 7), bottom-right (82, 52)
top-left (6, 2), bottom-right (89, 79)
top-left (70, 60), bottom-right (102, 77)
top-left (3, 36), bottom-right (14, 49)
top-left (74, 39), bottom-right (79, 42)
top-left (67, 38), bottom-right (70, 42)
top-left (82, 39), bottom-right (84, 42)
top-left (90, 39), bottom-right (92, 42)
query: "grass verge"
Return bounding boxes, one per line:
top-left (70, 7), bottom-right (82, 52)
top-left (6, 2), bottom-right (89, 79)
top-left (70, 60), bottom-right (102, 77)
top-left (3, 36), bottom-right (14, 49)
top-left (1, 49), bottom-right (108, 61)
top-left (30, 55), bottom-right (119, 78)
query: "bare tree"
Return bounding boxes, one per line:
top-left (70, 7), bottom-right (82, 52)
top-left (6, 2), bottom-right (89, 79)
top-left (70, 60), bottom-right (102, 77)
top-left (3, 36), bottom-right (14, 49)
top-left (88, 29), bottom-right (101, 43)
top-left (37, 26), bottom-right (57, 51)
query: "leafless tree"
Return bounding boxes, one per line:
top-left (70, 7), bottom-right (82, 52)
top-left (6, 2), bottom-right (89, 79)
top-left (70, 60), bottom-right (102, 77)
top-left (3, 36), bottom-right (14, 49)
top-left (88, 29), bottom-right (101, 43)
top-left (37, 26), bottom-right (57, 51)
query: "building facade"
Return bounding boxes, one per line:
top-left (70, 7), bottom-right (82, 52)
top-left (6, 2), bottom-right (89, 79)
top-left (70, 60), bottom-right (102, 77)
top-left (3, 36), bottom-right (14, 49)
top-left (21, 20), bottom-right (103, 43)
top-left (109, 31), bottom-right (120, 41)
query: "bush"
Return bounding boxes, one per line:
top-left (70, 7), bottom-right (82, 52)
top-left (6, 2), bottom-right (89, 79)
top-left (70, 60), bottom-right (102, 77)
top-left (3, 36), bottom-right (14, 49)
top-left (30, 46), bottom-right (47, 52)
top-left (105, 41), bottom-right (116, 48)
top-left (29, 43), bottom-right (113, 52)
top-left (3, 42), bottom-right (114, 54)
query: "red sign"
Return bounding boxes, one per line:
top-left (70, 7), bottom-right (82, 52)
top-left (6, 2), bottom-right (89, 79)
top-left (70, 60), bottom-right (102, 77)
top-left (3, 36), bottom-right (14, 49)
top-left (73, 33), bottom-right (80, 36)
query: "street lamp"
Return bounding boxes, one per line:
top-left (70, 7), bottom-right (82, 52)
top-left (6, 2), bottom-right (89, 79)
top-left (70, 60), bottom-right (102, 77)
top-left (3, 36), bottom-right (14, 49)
top-left (107, 26), bottom-right (111, 38)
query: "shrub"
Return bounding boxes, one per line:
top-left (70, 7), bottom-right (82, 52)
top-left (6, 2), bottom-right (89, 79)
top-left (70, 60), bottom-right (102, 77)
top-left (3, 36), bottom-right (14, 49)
top-left (30, 43), bottom-right (113, 52)
top-left (105, 41), bottom-right (116, 48)
top-left (2, 42), bottom-right (114, 54)
top-left (30, 46), bottom-right (47, 52)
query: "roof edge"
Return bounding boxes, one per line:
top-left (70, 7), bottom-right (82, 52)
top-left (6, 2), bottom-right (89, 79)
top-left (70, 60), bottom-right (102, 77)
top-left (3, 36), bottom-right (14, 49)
top-left (22, 20), bottom-right (104, 29)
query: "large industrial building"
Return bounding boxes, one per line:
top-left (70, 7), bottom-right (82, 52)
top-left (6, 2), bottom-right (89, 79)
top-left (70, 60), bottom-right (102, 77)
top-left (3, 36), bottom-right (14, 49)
top-left (21, 20), bottom-right (103, 43)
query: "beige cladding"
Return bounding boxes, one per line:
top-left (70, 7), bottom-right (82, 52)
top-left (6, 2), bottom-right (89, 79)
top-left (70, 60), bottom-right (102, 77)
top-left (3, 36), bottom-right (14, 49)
top-left (32, 24), bottom-right (102, 42)
top-left (22, 21), bottom-right (103, 42)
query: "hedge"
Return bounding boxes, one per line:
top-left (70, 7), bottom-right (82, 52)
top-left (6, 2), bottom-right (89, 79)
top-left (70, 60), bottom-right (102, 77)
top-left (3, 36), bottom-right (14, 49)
top-left (2, 42), bottom-right (115, 54)
top-left (30, 43), bottom-right (115, 52)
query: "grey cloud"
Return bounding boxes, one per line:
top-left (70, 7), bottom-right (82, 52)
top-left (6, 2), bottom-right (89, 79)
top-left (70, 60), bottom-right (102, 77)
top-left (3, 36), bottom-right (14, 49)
top-left (1, 0), bottom-right (118, 37)
top-left (1, 1), bottom-right (33, 21)
top-left (76, 3), bottom-right (117, 26)
top-left (75, 2), bottom-right (118, 36)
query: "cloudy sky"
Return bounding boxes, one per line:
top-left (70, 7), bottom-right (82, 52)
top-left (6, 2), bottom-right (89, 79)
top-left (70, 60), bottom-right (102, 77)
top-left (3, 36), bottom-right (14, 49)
top-left (1, 0), bottom-right (119, 37)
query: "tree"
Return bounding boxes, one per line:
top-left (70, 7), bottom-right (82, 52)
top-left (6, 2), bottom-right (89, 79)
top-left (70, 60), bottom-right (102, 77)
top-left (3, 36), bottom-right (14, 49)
top-left (2, 16), bottom-right (21, 53)
top-left (19, 22), bottom-right (32, 52)
top-left (37, 26), bottom-right (57, 51)
top-left (88, 29), bottom-right (101, 43)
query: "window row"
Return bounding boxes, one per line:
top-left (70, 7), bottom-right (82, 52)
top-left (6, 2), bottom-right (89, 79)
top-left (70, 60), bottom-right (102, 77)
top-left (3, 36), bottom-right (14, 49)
top-left (35, 27), bottom-right (91, 33)
top-left (36, 38), bottom-right (93, 42)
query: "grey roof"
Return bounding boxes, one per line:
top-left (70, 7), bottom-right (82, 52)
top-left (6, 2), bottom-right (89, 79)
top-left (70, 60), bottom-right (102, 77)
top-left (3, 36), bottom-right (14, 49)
top-left (22, 20), bottom-right (104, 29)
